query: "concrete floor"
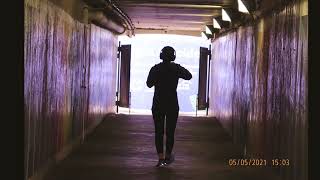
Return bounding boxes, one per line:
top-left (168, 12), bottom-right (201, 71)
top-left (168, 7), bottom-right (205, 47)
top-left (44, 114), bottom-right (281, 180)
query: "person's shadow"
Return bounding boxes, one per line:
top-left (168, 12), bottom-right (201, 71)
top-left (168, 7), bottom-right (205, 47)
top-left (154, 167), bottom-right (178, 180)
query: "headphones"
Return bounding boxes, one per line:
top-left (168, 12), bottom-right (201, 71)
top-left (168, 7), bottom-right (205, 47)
top-left (160, 46), bottom-right (176, 61)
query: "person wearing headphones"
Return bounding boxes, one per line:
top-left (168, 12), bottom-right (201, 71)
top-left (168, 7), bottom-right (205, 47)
top-left (146, 46), bottom-right (192, 167)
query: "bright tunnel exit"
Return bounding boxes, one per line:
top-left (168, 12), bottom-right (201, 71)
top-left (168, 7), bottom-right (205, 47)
top-left (118, 34), bottom-right (211, 114)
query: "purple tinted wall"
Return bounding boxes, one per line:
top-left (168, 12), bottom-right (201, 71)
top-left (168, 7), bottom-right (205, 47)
top-left (88, 25), bottom-right (117, 125)
top-left (24, 0), bottom-right (117, 179)
top-left (209, 1), bottom-right (307, 180)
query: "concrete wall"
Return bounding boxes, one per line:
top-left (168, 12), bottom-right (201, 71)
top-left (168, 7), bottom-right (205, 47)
top-left (24, 0), bottom-right (117, 179)
top-left (208, 0), bottom-right (307, 180)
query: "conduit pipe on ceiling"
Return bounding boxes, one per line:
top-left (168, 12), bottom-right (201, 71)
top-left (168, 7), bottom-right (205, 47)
top-left (83, 0), bottom-right (135, 36)
top-left (105, 0), bottom-right (134, 31)
top-left (88, 9), bottom-right (126, 34)
top-left (105, 0), bottom-right (135, 36)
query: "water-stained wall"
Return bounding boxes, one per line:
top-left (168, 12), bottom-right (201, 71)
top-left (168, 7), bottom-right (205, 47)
top-left (88, 25), bottom-right (117, 124)
top-left (209, 0), bottom-right (307, 180)
top-left (24, 0), bottom-right (117, 179)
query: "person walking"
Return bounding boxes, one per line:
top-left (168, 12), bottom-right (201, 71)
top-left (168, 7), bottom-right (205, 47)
top-left (146, 46), bottom-right (192, 167)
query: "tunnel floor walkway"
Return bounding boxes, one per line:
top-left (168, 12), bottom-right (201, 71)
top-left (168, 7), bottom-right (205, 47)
top-left (44, 114), bottom-right (280, 180)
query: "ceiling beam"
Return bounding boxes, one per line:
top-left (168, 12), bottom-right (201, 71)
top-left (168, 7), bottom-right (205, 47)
top-left (133, 19), bottom-right (206, 24)
top-left (134, 28), bottom-right (202, 37)
top-left (121, 7), bottom-right (220, 15)
top-left (133, 25), bottom-right (208, 31)
top-left (129, 15), bottom-right (211, 21)
top-left (118, 3), bottom-right (224, 9)
top-left (122, 13), bottom-right (216, 17)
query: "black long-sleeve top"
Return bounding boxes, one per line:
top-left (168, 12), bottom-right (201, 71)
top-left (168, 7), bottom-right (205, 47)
top-left (146, 62), bottom-right (192, 111)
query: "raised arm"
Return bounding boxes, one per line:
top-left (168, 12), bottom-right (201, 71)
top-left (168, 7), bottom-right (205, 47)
top-left (177, 64), bottom-right (192, 80)
top-left (146, 66), bottom-right (157, 88)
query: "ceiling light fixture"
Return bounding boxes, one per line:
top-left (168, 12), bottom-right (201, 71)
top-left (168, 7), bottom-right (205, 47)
top-left (205, 26), bottom-right (212, 34)
top-left (238, 0), bottom-right (249, 13)
top-left (201, 31), bottom-right (208, 39)
top-left (213, 18), bottom-right (221, 29)
top-left (222, 9), bottom-right (231, 22)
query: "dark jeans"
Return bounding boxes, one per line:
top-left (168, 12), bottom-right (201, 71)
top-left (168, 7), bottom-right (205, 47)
top-left (152, 109), bottom-right (179, 156)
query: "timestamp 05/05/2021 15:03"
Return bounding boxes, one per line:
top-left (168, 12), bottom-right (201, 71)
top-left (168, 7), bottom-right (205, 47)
top-left (228, 158), bottom-right (290, 167)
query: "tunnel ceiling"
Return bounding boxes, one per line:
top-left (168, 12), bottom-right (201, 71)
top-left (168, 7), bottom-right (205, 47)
top-left (116, 0), bottom-right (234, 36)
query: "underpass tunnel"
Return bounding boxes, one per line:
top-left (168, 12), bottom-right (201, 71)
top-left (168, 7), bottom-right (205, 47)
top-left (24, 0), bottom-right (308, 180)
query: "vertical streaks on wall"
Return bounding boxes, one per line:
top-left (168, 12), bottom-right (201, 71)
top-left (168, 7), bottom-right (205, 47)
top-left (209, 0), bottom-right (307, 180)
top-left (24, 0), bottom-right (117, 179)
top-left (232, 26), bottom-right (255, 152)
top-left (88, 25), bottom-right (117, 127)
top-left (210, 32), bottom-right (236, 135)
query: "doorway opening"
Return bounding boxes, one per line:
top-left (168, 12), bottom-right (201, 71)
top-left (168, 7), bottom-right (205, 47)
top-left (117, 34), bottom-right (210, 116)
